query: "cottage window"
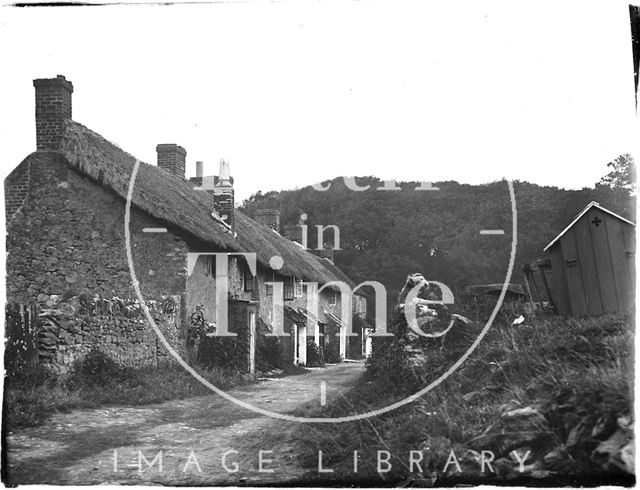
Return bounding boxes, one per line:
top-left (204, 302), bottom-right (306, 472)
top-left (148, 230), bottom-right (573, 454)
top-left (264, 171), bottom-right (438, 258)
top-left (294, 277), bottom-right (303, 298)
top-left (283, 277), bottom-right (295, 301)
top-left (329, 289), bottom-right (338, 306)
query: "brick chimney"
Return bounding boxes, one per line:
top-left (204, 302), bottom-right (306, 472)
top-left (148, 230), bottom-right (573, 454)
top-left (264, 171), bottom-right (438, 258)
top-left (33, 75), bottom-right (73, 151)
top-left (255, 197), bottom-right (280, 231)
top-left (213, 159), bottom-right (235, 232)
top-left (284, 213), bottom-right (307, 246)
top-left (283, 224), bottom-right (303, 244)
top-left (256, 209), bottom-right (280, 231)
top-left (156, 144), bottom-right (186, 178)
top-left (314, 248), bottom-right (335, 263)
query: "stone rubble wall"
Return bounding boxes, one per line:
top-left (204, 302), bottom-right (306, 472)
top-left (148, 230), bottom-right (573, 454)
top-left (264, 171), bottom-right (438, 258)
top-left (37, 293), bottom-right (182, 373)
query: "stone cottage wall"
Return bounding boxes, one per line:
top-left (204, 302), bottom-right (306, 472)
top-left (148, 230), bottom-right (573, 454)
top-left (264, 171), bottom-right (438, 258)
top-left (4, 154), bottom-right (32, 222)
top-left (6, 152), bottom-right (189, 370)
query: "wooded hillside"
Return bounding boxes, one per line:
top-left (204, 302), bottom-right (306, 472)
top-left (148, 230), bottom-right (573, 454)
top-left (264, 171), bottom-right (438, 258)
top-left (240, 161), bottom-right (635, 305)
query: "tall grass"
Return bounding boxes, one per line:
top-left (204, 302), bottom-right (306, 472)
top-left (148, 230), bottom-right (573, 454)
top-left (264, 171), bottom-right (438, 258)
top-left (4, 349), bottom-right (251, 430)
top-left (293, 313), bottom-right (633, 482)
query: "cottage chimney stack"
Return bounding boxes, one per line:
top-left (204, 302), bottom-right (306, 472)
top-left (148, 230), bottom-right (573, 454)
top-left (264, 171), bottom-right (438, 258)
top-left (255, 197), bottom-right (280, 231)
top-left (33, 75), bottom-right (73, 151)
top-left (314, 248), bottom-right (335, 263)
top-left (213, 159), bottom-right (235, 232)
top-left (284, 224), bottom-right (303, 244)
top-left (156, 144), bottom-right (186, 178)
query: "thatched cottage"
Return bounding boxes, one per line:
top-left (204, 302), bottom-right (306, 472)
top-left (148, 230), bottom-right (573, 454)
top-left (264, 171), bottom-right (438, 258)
top-left (5, 75), bottom-right (369, 374)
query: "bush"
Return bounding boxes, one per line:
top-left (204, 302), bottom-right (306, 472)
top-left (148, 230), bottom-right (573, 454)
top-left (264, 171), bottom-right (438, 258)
top-left (197, 336), bottom-right (249, 371)
top-left (306, 339), bottom-right (324, 367)
top-left (323, 342), bottom-right (342, 364)
top-left (256, 335), bottom-right (285, 371)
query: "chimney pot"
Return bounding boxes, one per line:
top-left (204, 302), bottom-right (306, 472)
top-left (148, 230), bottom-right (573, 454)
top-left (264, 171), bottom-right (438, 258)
top-left (218, 159), bottom-right (231, 185)
top-left (196, 161), bottom-right (203, 178)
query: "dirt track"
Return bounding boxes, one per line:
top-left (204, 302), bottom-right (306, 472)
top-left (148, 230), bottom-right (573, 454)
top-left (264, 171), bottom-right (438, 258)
top-left (4, 362), bottom-right (363, 486)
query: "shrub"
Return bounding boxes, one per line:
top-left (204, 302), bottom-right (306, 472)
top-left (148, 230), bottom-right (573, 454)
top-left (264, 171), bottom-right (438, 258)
top-left (305, 339), bottom-right (324, 367)
top-left (197, 336), bottom-right (249, 371)
top-left (256, 335), bottom-right (285, 371)
top-left (323, 341), bottom-right (342, 364)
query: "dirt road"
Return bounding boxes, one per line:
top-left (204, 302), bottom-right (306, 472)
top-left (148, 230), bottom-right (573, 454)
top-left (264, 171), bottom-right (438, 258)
top-left (4, 361), bottom-right (364, 486)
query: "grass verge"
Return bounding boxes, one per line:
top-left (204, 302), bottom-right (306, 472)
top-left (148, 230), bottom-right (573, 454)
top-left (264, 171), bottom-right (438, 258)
top-left (291, 313), bottom-right (634, 486)
top-left (3, 349), bottom-right (252, 430)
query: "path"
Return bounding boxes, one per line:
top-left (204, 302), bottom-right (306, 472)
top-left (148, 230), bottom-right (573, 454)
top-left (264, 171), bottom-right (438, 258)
top-left (4, 361), bottom-right (364, 486)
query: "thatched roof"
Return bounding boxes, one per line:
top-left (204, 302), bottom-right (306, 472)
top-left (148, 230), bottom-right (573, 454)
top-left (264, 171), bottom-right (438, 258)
top-left (58, 120), bottom-right (360, 290)
top-left (60, 121), bottom-right (239, 251)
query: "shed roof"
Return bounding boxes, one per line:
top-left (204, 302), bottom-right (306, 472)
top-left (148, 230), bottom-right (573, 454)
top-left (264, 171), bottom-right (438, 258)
top-left (543, 201), bottom-right (635, 252)
top-left (56, 120), bottom-right (361, 290)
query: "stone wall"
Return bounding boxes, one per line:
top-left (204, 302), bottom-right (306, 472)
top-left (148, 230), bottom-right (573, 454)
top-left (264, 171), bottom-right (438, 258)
top-left (4, 155), bottom-right (31, 222)
top-left (38, 294), bottom-right (181, 373)
top-left (6, 152), bottom-right (189, 371)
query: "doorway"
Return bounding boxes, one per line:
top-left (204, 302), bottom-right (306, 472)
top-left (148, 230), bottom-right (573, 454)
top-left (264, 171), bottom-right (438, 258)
top-left (294, 323), bottom-right (307, 366)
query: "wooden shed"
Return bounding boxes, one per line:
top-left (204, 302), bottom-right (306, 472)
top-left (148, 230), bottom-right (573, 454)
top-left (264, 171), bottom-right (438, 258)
top-left (544, 201), bottom-right (635, 317)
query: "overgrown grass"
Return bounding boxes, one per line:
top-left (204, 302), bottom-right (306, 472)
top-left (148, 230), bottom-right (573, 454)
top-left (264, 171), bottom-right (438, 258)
top-left (3, 350), bottom-right (251, 430)
top-left (292, 312), bottom-right (633, 483)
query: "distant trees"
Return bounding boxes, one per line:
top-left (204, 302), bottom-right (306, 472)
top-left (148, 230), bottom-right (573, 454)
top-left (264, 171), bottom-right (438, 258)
top-left (240, 169), bottom-right (634, 309)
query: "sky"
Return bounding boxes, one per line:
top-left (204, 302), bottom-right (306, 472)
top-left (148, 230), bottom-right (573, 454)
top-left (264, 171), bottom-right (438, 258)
top-left (0, 0), bottom-right (638, 203)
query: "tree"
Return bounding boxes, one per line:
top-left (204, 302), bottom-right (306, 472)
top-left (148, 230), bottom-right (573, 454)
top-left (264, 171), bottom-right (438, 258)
top-left (598, 154), bottom-right (636, 195)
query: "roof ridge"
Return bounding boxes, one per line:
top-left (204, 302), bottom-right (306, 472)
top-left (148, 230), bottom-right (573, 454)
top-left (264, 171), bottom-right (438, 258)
top-left (59, 120), bottom-right (359, 288)
top-left (543, 201), bottom-right (635, 251)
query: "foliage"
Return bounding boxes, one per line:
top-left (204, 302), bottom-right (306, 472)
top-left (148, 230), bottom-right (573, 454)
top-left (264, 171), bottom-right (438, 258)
top-left (197, 336), bottom-right (250, 371)
top-left (305, 338), bottom-right (324, 367)
top-left (292, 313), bottom-right (633, 483)
top-left (240, 175), bottom-right (635, 315)
top-left (598, 153), bottom-right (636, 194)
top-left (323, 339), bottom-right (342, 364)
top-left (256, 335), bottom-right (286, 372)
